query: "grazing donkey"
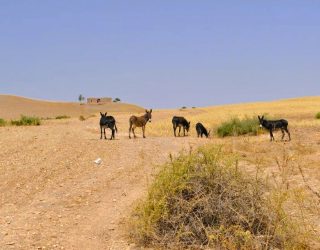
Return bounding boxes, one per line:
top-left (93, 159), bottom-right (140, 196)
top-left (129, 109), bottom-right (152, 139)
top-left (100, 112), bottom-right (118, 140)
top-left (172, 116), bottom-right (190, 137)
top-left (196, 123), bottom-right (210, 138)
top-left (258, 115), bottom-right (291, 141)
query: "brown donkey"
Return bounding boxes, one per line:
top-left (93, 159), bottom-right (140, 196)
top-left (129, 109), bottom-right (152, 139)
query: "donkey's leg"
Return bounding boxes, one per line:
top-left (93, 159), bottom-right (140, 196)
top-left (100, 126), bottom-right (103, 139)
top-left (142, 126), bottom-right (146, 138)
top-left (178, 126), bottom-right (181, 136)
top-left (104, 128), bottom-right (107, 139)
top-left (269, 129), bottom-right (274, 141)
top-left (285, 127), bottom-right (291, 141)
top-left (110, 128), bottom-right (115, 140)
top-left (183, 127), bottom-right (186, 137)
top-left (129, 123), bottom-right (132, 139)
top-left (133, 126), bottom-right (137, 138)
top-left (173, 125), bottom-right (177, 137)
top-left (281, 128), bottom-right (285, 141)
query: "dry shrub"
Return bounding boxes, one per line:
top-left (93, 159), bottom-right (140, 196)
top-left (132, 145), bottom-right (312, 249)
top-left (216, 116), bottom-right (260, 137)
top-left (55, 115), bottom-right (70, 119)
top-left (0, 118), bottom-right (6, 126)
top-left (79, 115), bottom-right (86, 121)
top-left (11, 115), bottom-right (41, 126)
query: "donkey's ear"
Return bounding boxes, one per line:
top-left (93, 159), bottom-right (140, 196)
top-left (100, 112), bottom-right (103, 117)
top-left (105, 112), bottom-right (107, 116)
top-left (258, 115), bottom-right (260, 120)
top-left (189, 121), bottom-right (191, 125)
top-left (150, 109), bottom-right (152, 113)
top-left (145, 109), bottom-right (148, 113)
top-left (262, 115), bottom-right (264, 119)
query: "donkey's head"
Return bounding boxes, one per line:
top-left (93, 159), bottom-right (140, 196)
top-left (100, 112), bottom-right (107, 117)
top-left (145, 109), bottom-right (152, 123)
top-left (258, 115), bottom-right (265, 128)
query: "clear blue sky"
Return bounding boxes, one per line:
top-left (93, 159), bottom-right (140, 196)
top-left (0, 1), bottom-right (319, 108)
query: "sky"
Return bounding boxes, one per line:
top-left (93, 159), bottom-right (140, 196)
top-left (0, 1), bottom-right (319, 108)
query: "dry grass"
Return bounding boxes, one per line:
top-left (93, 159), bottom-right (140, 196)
top-left (131, 144), bottom-right (317, 249)
top-left (147, 96), bottom-right (320, 137)
top-left (130, 97), bottom-right (320, 248)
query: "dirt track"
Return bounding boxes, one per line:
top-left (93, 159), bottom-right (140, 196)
top-left (0, 115), bottom-right (206, 249)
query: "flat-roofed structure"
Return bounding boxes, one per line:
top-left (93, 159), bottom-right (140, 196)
top-left (87, 97), bottom-right (112, 104)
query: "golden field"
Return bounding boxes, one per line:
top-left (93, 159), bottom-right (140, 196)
top-left (0, 95), bottom-right (319, 249)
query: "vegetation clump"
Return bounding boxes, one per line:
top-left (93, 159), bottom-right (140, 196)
top-left (315, 112), bottom-right (320, 119)
top-left (217, 116), bottom-right (259, 137)
top-left (55, 115), bottom-right (70, 119)
top-left (132, 145), bottom-right (310, 249)
top-left (0, 118), bottom-right (7, 126)
top-left (11, 115), bottom-right (41, 126)
top-left (79, 115), bottom-right (86, 121)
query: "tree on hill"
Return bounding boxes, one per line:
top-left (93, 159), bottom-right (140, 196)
top-left (113, 97), bottom-right (121, 103)
top-left (78, 94), bottom-right (85, 103)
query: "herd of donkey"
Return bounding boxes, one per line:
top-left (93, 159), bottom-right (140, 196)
top-left (99, 109), bottom-right (291, 142)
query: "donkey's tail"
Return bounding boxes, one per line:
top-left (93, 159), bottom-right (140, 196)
top-left (115, 123), bottom-right (118, 133)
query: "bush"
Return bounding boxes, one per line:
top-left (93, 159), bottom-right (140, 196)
top-left (132, 145), bottom-right (310, 249)
top-left (315, 112), bottom-right (320, 119)
top-left (79, 115), bottom-right (86, 121)
top-left (217, 116), bottom-right (259, 137)
top-left (0, 118), bottom-right (6, 126)
top-left (11, 115), bottom-right (41, 126)
top-left (55, 115), bottom-right (70, 119)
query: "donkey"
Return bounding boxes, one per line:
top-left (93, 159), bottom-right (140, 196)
top-left (172, 116), bottom-right (190, 137)
top-left (196, 122), bottom-right (210, 138)
top-left (100, 112), bottom-right (118, 140)
top-left (258, 115), bottom-right (291, 141)
top-left (129, 109), bottom-right (152, 139)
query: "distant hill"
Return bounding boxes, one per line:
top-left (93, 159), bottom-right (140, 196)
top-left (0, 95), bottom-right (144, 119)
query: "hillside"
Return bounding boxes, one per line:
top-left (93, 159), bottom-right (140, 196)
top-left (0, 95), bottom-right (144, 119)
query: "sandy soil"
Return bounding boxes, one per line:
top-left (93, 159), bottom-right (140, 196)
top-left (0, 113), bottom-right (207, 250)
top-left (1, 97), bottom-right (320, 249)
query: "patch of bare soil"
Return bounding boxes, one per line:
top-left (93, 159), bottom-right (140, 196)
top-left (0, 114), bottom-right (207, 249)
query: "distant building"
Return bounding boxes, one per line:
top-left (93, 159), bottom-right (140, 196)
top-left (87, 97), bottom-right (112, 104)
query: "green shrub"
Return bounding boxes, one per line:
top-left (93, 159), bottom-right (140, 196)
top-left (11, 115), bottom-right (41, 126)
top-left (0, 118), bottom-right (6, 126)
top-left (132, 145), bottom-right (311, 249)
top-left (315, 112), bottom-right (320, 119)
top-left (55, 115), bottom-right (70, 119)
top-left (217, 116), bottom-right (259, 137)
